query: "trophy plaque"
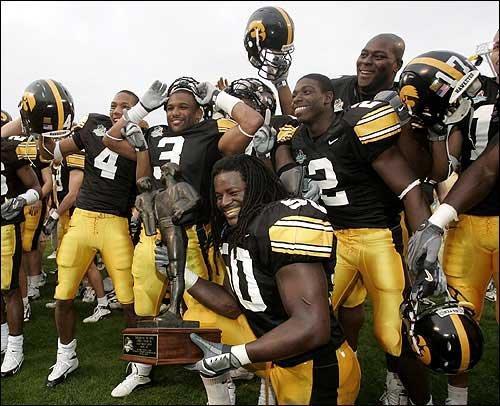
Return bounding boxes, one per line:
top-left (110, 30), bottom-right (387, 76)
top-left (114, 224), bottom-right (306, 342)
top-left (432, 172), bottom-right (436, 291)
top-left (121, 316), bottom-right (221, 365)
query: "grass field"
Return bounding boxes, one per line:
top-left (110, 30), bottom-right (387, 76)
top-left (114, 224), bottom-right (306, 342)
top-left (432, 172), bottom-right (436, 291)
top-left (1, 242), bottom-right (498, 405)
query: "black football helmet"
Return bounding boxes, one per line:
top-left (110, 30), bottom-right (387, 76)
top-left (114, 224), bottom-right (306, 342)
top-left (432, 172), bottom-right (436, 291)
top-left (398, 51), bottom-right (482, 128)
top-left (244, 6), bottom-right (295, 81)
top-left (1, 110), bottom-right (12, 127)
top-left (166, 76), bottom-right (211, 120)
top-left (401, 287), bottom-right (484, 375)
top-left (18, 79), bottom-right (75, 138)
top-left (226, 78), bottom-right (277, 116)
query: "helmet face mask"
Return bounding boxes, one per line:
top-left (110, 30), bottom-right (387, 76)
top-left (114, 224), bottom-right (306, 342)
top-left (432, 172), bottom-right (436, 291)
top-left (166, 76), bottom-right (212, 120)
top-left (401, 288), bottom-right (484, 375)
top-left (399, 51), bottom-right (482, 128)
top-left (244, 7), bottom-right (295, 81)
top-left (226, 78), bottom-right (277, 116)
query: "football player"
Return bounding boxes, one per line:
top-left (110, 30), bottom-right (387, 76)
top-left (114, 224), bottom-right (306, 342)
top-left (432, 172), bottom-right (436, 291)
top-left (35, 84), bottom-right (144, 387)
top-left (184, 154), bottom-right (360, 405)
top-left (403, 40), bottom-right (499, 405)
top-left (277, 73), bottom-right (437, 404)
top-left (103, 78), bottom-right (263, 401)
top-left (1, 132), bottom-right (42, 377)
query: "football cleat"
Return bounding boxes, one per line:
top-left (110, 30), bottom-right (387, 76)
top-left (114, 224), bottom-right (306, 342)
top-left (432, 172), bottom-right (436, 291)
top-left (46, 353), bottom-right (79, 387)
top-left (27, 285), bottom-right (40, 301)
top-left (47, 251), bottom-right (57, 260)
top-left (106, 290), bottom-right (122, 310)
top-left (111, 363), bottom-right (152, 397)
top-left (1, 348), bottom-right (24, 377)
top-left (45, 301), bottom-right (57, 309)
top-left (83, 305), bottom-right (111, 323)
top-left (81, 287), bottom-right (96, 303)
top-left (23, 303), bottom-right (32, 322)
top-left (379, 373), bottom-right (408, 405)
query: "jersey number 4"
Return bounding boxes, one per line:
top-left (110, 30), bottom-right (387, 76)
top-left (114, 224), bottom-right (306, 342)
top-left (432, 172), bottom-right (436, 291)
top-left (94, 148), bottom-right (118, 180)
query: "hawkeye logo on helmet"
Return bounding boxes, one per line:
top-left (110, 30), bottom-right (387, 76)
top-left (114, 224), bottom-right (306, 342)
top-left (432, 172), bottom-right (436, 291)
top-left (399, 85), bottom-right (419, 109)
top-left (248, 20), bottom-right (266, 42)
top-left (20, 92), bottom-right (36, 112)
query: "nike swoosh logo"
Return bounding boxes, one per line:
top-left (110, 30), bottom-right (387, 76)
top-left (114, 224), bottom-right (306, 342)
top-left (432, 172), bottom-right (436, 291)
top-left (424, 269), bottom-right (433, 282)
top-left (328, 138), bottom-right (339, 145)
top-left (397, 106), bottom-right (405, 112)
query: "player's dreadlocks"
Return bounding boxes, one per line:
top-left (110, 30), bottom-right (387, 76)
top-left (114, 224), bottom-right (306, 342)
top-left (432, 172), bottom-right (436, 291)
top-left (210, 154), bottom-right (290, 256)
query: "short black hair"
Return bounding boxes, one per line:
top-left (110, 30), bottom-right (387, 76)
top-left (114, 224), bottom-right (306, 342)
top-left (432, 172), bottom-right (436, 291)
top-left (298, 73), bottom-right (335, 93)
top-left (117, 89), bottom-right (139, 104)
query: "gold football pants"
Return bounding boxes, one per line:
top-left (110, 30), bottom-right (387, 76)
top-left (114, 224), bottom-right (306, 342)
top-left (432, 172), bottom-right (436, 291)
top-left (1, 223), bottom-right (22, 291)
top-left (56, 210), bottom-right (71, 249)
top-left (266, 341), bottom-right (360, 405)
top-left (55, 208), bottom-right (134, 303)
top-left (21, 201), bottom-right (45, 252)
top-left (331, 228), bottom-right (406, 356)
top-left (444, 214), bottom-right (499, 321)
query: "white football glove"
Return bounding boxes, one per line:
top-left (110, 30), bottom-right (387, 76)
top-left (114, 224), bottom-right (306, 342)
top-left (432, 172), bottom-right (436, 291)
top-left (122, 122), bottom-right (148, 151)
top-left (253, 109), bottom-right (276, 157)
top-left (124, 80), bottom-right (169, 124)
top-left (407, 220), bottom-right (444, 275)
top-left (196, 82), bottom-right (219, 106)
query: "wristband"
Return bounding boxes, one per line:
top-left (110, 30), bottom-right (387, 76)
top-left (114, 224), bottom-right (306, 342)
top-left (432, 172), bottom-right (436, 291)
top-left (50, 210), bottom-right (60, 220)
top-left (238, 125), bottom-right (254, 138)
top-left (105, 131), bottom-right (124, 141)
top-left (231, 344), bottom-right (252, 366)
top-left (185, 268), bottom-right (199, 290)
top-left (398, 179), bottom-right (421, 200)
top-left (428, 203), bottom-right (458, 229)
top-left (215, 92), bottom-right (242, 117)
top-left (123, 104), bottom-right (149, 124)
top-left (274, 79), bottom-right (288, 89)
top-left (20, 189), bottom-right (40, 205)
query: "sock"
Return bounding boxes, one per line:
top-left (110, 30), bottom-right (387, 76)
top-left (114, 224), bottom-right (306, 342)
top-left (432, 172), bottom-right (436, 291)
top-left (31, 274), bottom-right (42, 286)
top-left (22, 297), bottom-right (29, 307)
top-left (58, 338), bottom-right (77, 355)
top-left (258, 377), bottom-right (276, 405)
top-left (201, 372), bottom-right (232, 405)
top-left (97, 296), bottom-right (109, 307)
top-left (7, 334), bottom-right (24, 351)
top-left (447, 384), bottom-right (468, 405)
top-left (1, 322), bottom-right (9, 338)
top-left (134, 362), bottom-right (152, 377)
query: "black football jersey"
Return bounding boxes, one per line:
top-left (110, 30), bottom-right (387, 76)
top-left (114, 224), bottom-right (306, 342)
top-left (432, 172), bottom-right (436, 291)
top-left (331, 75), bottom-right (398, 113)
top-left (52, 153), bottom-right (84, 205)
top-left (458, 77), bottom-right (499, 216)
top-left (72, 113), bottom-right (136, 217)
top-left (291, 100), bottom-right (403, 229)
top-left (1, 137), bottom-right (36, 225)
top-left (144, 118), bottom-right (236, 223)
top-left (220, 198), bottom-right (344, 367)
top-left (4, 135), bottom-right (50, 186)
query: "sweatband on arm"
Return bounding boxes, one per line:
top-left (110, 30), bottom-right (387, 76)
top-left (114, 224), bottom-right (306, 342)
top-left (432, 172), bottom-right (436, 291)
top-left (19, 189), bottom-right (39, 205)
top-left (215, 92), bottom-right (243, 117)
top-left (428, 203), bottom-right (458, 229)
top-left (231, 344), bottom-right (252, 366)
top-left (398, 179), bottom-right (421, 200)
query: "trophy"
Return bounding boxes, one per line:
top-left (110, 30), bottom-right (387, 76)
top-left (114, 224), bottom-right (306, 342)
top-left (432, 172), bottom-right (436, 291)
top-left (121, 163), bottom-right (220, 365)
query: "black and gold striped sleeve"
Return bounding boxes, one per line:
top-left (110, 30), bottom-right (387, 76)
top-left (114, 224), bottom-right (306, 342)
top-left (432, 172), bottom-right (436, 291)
top-left (15, 141), bottom-right (38, 161)
top-left (217, 118), bottom-right (237, 134)
top-left (256, 200), bottom-right (334, 274)
top-left (66, 153), bottom-right (85, 170)
top-left (353, 103), bottom-right (401, 145)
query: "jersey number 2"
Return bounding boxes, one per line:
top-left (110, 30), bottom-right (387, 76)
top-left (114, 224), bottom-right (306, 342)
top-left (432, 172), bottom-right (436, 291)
top-left (308, 157), bottom-right (349, 206)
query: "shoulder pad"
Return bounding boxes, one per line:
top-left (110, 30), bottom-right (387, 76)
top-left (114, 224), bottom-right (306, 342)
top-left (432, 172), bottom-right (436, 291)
top-left (263, 199), bottom-right (333, 258)
top-left (15, 140), bottom-right (38, 160)
top-left (73, 114), bottom-right (89, 131)
top-left (66, 153), bottom-right (85, 169)
top-left (276, 124), bottom-right (298, 144)
top-left (347, 101), bottom-right (401, 144)
top-left (217, 118), bottom-right (237, 133)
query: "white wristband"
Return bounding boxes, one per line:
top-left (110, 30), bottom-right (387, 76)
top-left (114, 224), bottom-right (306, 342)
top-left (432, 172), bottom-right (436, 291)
top-left (123, 104), bottom-right (149, 124)
top-left (398, 179), bottom-right (421, 200)
top-left (428, 203), bottom-right (458, 229)
top-left (20, 189), bottom-right (40, 205)
top-left (105, 131), bottom-right (124, 141)
top-left (231, 344), bottom-right (252, 366)
top-left (185, 268), bottom-right (199, 291)
top-left (238, 125), bottom-right (254, 138)
top-left (50, 210), bottom-right (60, 220)
top-left (54, 141), bottom-right (63, 162)
top-left (215, 92), bottom-right (242, 117)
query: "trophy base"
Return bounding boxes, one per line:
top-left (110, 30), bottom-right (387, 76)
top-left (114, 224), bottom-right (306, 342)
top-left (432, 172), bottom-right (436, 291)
top-left (121, 326), bottom-right (221, 365)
